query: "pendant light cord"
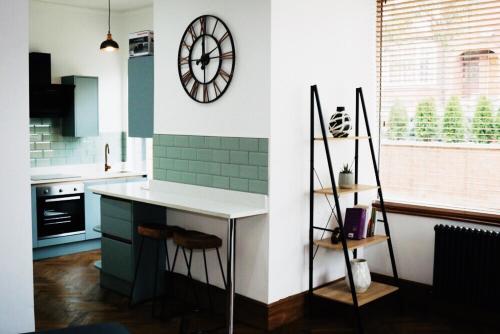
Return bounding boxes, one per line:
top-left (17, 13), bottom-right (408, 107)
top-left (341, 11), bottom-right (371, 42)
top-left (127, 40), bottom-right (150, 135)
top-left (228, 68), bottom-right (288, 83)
top-left (108, 0), bottom-right (111, 34)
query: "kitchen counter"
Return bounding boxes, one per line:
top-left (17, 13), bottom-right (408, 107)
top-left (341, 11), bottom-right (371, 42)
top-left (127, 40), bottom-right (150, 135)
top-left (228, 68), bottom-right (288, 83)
top-left (91, 180), bottom-right (268, 333)
top-left (30, 163), bottom-right (148, 185)
top-left (89, 180), bottom-right (268, 219)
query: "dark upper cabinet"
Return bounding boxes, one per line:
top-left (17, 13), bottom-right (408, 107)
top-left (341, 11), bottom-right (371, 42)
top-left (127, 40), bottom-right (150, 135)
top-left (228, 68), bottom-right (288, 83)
top-left (29, 52), bottom-right (74, 117)
top-left (29, 53), bottom-right (51, 86)
top-left (128, 56), bottom-right (154, 138)
top-left (61, 76), bottom-right (99, 137)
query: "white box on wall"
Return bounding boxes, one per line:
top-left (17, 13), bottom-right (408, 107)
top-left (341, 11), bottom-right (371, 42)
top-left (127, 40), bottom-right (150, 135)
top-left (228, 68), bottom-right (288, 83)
top-left (129, 30), bottom-right (154, 57)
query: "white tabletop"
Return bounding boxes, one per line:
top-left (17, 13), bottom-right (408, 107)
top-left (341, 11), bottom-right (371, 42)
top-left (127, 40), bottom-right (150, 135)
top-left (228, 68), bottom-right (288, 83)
top-left (89, 181), bottom-right (268, 219)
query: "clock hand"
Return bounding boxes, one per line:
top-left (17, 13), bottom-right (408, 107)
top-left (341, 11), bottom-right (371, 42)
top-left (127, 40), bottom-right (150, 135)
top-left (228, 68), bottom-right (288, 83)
top-left (205, 46), bottom-right (218, 56)
top-left (202, 34), bottom-right (206, 56)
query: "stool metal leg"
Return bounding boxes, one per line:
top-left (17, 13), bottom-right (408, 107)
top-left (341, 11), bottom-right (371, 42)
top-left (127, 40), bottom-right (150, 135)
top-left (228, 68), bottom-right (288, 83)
top-left (183, 248), bottom-right (200, 307)
top-left (129, 236), bottom-right (145, 308)
top-left (152, 240), bottom-right (161, 318)
top-left (165, 240), bottom-right (171, 272)
top-left (171, 244), bottom-right (180, 271)
top-left (216, 248), bottom-right (227, 288)
top-left (202, 249), bottom-right (213, 312)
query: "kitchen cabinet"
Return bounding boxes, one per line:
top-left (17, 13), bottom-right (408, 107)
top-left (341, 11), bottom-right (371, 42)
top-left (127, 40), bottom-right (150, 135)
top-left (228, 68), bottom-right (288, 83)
top-left (100, 198), bottom-right (165, 302)
top-left (61, 76), bottom-right (99, 137)
top-left (128, 56), bottom-right (154, 138)
top-left (85, 176), bottom-right (146, 240)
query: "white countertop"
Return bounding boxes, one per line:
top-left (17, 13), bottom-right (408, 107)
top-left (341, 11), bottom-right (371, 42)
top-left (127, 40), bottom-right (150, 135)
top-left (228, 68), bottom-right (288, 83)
top-left (30, 163), bottom-right (148, 185)
top-left (89, 180), bottom-right (268, 219)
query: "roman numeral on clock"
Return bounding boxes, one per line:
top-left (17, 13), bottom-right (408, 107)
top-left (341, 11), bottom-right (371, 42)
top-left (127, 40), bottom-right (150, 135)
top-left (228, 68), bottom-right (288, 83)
top-left (182, 71), bottom-right (193, 85)
top-left (190, 81), bottom-right (200, 98)
top-left (200, 16), bottom-right (206, 35)
top-left (179, 56), bottom-right (189, 66)
top-left (189, 26), bottom-right (198, 41)
top-left (213, 81), bottom-right (222, 97)
top-left (203, 84), bottom-right (209, 103)
top-left (218, 69), bottom-right (231, 83)
top-left (220, 51), bottom-right (234, 60)
top-left (219, 31), bottom-right (229, 44)
top-left (182, 41), bottom-right (192, 51)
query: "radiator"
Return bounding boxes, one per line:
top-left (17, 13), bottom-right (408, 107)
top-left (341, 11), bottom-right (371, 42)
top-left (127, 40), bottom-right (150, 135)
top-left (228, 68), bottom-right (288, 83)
top-left (433, 224), bottom-right (500, 306)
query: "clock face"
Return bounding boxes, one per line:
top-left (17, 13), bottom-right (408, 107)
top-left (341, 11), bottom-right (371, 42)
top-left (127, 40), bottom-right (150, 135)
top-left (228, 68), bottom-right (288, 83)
top-left (178, 15), bottom-right (235, 103)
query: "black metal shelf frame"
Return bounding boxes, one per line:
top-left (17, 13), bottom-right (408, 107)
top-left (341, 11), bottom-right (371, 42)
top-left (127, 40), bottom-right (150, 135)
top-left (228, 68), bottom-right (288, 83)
top-left (308, 85), bottom-right (399, 334)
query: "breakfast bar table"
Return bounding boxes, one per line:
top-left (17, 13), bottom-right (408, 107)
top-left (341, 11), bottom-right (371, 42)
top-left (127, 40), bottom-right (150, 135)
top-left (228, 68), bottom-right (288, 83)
top-left (90, 180), bottom-right (268, 334)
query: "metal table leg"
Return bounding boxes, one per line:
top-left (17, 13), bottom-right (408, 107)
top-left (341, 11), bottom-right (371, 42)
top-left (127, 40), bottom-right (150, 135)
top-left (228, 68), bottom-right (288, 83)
top-left (226, 218), bottom-right (237, 334)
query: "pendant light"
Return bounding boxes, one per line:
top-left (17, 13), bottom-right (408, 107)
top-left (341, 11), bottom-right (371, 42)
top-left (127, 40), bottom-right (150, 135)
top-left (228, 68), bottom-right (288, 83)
top-left (100, 0), bottom-right (119, 52)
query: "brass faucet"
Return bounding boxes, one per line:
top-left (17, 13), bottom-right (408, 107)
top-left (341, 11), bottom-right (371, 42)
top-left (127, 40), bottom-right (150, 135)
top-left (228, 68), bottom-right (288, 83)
top-left (104, 143), bottom-right (111, 172)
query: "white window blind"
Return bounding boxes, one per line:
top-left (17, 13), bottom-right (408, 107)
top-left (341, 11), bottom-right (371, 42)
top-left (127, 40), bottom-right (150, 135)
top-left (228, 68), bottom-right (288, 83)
top-left (377, 0), bottom-right (500, 213)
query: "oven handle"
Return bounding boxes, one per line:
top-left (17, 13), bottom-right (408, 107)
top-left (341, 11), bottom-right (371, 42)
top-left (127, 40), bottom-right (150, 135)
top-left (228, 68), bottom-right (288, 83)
top-left (45, 220), bottom-right (72, 226)
top-left (45, 195), bottom-right (81, 203)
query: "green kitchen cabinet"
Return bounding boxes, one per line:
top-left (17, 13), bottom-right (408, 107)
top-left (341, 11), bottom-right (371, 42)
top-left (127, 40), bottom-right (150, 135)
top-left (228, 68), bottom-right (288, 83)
top-left (128, 56), bottom-right (154, 138)
top-left (85, 176), bottom-right (146, 240)
top-left (100, 197), bottom-right (165, 302)
top-left (62, 76), bottom-right (99, 137)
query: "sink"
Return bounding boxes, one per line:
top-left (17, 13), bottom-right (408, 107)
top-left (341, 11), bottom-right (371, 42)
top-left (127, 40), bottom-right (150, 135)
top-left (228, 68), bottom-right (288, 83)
top-left (117, 171), bottom-right (130, 174)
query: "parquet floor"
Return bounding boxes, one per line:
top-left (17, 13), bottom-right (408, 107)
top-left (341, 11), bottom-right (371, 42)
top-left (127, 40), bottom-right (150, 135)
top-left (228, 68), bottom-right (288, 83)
top-left (34, 250), bottom-right (500, 334)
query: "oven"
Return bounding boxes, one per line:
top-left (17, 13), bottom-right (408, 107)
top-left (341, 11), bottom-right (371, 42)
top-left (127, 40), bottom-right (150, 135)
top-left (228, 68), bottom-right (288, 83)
top-left (36, 183), bottom-right (85, 240)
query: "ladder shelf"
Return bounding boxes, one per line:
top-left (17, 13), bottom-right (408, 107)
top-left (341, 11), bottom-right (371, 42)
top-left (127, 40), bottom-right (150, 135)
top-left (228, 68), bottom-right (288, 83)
top-left (314, 184), bottom-right (379, 196)
top-left (308, 85), bottom-right (399, 334)
top-left (314, 235), bottom-right (389, 251)
top-left (313, 280), bottom-right (399, 307)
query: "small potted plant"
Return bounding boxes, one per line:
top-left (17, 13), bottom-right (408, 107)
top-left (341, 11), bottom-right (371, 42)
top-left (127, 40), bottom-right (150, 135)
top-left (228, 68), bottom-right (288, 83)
top-left (339, 163), bottom-right (354, 189)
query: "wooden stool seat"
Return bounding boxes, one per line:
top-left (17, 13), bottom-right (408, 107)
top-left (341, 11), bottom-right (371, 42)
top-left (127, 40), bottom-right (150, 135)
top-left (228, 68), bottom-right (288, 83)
top-left (173, 230), bottom-right (222, 249)
top-left (137, 224), bottom-right (184, 240)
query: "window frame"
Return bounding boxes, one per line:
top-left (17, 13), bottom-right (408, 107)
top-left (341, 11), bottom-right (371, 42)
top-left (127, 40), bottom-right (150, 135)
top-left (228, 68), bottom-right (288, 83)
top-left (376, 0), bottom-right (500, 224)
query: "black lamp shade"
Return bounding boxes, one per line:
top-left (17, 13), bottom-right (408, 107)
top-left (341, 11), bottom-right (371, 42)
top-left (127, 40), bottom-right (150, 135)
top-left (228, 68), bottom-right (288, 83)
top-left (100, 33), bottom-right (119, 52)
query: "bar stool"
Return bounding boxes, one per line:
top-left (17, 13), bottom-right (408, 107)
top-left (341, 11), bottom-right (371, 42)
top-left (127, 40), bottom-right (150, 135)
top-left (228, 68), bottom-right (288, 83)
top-left (172, 230), bottom-right (227, 311)
top-left (129, 223), bottom-right (184, 317)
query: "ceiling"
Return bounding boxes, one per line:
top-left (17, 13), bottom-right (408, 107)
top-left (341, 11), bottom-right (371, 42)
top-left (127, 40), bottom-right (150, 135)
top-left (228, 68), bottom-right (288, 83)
top-left (36, 0), bottom-right (153, 12)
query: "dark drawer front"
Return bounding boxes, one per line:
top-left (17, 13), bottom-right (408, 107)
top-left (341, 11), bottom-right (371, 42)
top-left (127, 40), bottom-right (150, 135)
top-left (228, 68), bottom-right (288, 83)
top-left (101, 237), bottom-right (133, 282)
top-left (101, 197), bottom-right (132, 221)
top-left (101, 215), bottom-right (132, 241)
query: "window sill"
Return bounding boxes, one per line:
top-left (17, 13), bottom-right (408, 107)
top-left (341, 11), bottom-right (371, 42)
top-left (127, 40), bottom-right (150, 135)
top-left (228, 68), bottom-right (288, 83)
top-left (372, 200), bottom-right (500, 227)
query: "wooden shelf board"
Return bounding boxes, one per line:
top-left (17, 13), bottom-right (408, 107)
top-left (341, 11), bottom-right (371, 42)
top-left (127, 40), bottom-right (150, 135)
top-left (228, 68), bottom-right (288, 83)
top-left (314, 235), bottom-right (389, 250)
top-left (313, 280), bottom-right (398, 306)
top-left (314, 136), bottom-right (370, 141)
top-left (314, 184), bottom-right (379, 196)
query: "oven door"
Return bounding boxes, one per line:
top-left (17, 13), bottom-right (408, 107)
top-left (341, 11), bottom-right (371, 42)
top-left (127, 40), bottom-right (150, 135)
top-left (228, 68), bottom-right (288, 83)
top-left (37, 194), bottom-right (85, 239)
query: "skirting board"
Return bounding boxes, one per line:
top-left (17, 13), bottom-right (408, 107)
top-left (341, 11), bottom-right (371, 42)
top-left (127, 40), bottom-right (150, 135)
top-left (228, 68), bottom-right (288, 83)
top-left (33, 239), bottom-right (101, 261)
top-left (166, 273), bottom-right (433, 331)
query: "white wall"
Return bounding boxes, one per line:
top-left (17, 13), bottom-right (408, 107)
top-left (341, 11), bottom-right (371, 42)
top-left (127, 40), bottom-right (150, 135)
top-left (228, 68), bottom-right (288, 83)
top-left (268, 0), bottom-right (377, 302)
top-left (30, 0), bottom-right (123, 133)
top-left (154, 0), bottom-right (271, 138)
top-left (0, 0), bottom-right (36, 332)
top-left (154, 0), bottom-right (271, 303)
top-left (367, 214), bottom-right (500, 285)
top-left (154, 0), bottom-right (377, 304)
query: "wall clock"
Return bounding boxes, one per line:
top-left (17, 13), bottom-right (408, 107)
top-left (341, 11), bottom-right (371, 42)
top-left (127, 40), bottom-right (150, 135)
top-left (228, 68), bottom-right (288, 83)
top-left (177, 15), bottom-right (235, 103)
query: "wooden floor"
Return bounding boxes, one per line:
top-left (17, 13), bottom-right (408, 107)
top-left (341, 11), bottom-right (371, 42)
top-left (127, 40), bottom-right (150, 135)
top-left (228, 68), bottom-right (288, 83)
top-left (34, 250), bottom-right (500, 333)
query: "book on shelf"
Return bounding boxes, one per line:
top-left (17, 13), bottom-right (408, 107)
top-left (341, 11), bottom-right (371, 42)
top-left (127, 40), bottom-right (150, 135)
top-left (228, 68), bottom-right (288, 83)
top-left (366, 207), bottom-right (377, 237)
top-left (344, 206), bottom-right (367, 240)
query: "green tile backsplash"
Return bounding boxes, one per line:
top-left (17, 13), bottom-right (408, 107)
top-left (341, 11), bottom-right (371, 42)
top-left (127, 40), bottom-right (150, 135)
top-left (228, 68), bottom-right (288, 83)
top-left (30, 118), bottom-right (126, 167)
top-left (153, 134), bottom-right (268, 194)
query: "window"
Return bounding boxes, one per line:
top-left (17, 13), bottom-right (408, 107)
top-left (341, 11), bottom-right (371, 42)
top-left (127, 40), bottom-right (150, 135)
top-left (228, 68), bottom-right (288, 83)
top-left (377, 0), bottom-right (500, 214)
